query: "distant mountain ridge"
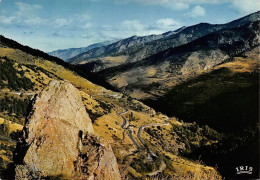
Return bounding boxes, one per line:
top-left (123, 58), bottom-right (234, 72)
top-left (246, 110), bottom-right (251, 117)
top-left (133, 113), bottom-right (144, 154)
top-left (48, 40), bottom-right (116, 61)
top-left (90, 12), bottom-right (260, 99)
top-left (0, 35), bottom-right (119, 92)
top-left (1, 11), bottom-right (259, 180)
top-left (70, 11), bottom-right (259, 73)
top-left (0, 34), bottom-right (222, 180)
top-left (68, 26), bottom-right (186, 64)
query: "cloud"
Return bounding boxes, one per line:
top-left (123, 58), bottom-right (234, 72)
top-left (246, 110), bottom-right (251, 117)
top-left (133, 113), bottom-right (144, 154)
top-left (188, 5), bottom-right (206, 18)
top-left (53, 13), bottom-right (91, 29)
top-left (153, 18), bottom-right (181, 30)
top-left (15, 2), bottom-right (42, 16)
top-left (115, 0), bottom-right (259, 14)
top-left (115, 0), bottom-right (190, 10)
top-left (54, 18), bottom-right (71, 28)
top-left (2, 2), bottom-right (46, 26)
top-left (0, 16), bottom-right (15, 24)
top-left (75, 13), bottom-right (91, 20)
top-left (136, 0), bottom-right (189, 10)
top-left (0, 2), bottom-right (46, 27)
top-left (0, 2), bottom-right (92, 30)
top-left (24, 16), bottom-right (47, 26)
top-left (23, 31), bottom-right (34, 35)
top-left (121, 20), bottom-right (146, 31)
top-left (101, 20), bottom-right (146, 39)
top-left (229, 0), bottom-right (260, 14)
top-left (82, 23), bottom-right (93, 29)
top-left (101, 18), bottom-right (182, 40)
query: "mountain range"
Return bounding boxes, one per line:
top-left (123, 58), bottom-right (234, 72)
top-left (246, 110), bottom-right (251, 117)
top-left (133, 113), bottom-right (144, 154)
top-left (69, 12), bottom-right (259, 72)
top-left (48, 40), bottom-right (116, 61)
top-left (0, 30), bottom-right (223, 179)
top-left (68, 26), bottom-right (186, 66)
top-left (74, 11), bottom-right (259, 100)
top-left (70, 12), bottom-right (259, 178)
top-left (0, 11), bottom-right (259, 180)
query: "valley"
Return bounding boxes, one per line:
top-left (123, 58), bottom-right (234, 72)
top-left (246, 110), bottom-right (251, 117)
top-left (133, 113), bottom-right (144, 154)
top-left (0, 9), bottom-right (259, 180)
top-left (0, 34), bottom-right (223, 179)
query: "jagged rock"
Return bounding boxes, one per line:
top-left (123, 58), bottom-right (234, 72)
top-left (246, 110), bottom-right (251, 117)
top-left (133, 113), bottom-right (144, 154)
top-left (14, 80), bottom-right (121, 180)
top-left (75, 134), bottom-right (121, 180)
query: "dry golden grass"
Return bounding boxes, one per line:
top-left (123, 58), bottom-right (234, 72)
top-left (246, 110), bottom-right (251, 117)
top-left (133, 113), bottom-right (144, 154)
top-left (146, 67), bottom-right (157, 77)
top-left (80, 56), bottom-right (127, 64)
top-left (131, 90), bottom-right (151, 99)
top-left (0, 47), bottom-right (35, 64)
top-left (0, 47), bottom-right (108, 96)
top-left (80, 91), bottom-right (104, 114)
top-left (0, 46), bottom-right (223, 179)
top-left (94, 110), bottom-right (133, 145)
top-left (212, 47), bottom-right (259, 74)
top-left (127, 166), bottom-right (143, 179)
top-left (79, 56), bottom-right (127, 69)
top-left (110, 75), bottom-right (129, 88)
top-left (0, 118), bottom-right (23, 132)
top-left (215, 57), bottom-right (259, 73)
top-left (92, 106), bottom-right (221, 179)
top-left (35, 59), bottom-right (102, 93)
top-left (162, 151), bottom-right (221, 180)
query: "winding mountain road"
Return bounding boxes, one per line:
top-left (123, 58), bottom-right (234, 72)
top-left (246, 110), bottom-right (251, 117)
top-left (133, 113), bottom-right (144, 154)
top-left (118, 110), bottom-right (170, 176)
top-left (146, 160), bottom-right (166, 176)
top-left (137, 122), bottom-right (169, 157)
top-left (138, 122), bottom-right (169, 176)
top-left (119, 110), bottom-right (140, 149)
top-left (118, 110), bottom-right (170, 157)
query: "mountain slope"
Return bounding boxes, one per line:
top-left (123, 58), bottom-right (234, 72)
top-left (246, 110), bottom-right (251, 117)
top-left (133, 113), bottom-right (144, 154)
top-left (145, 46), bottom-right (260, 130)
top-left (72, 11), bottom-right (259, 72)
top-left (48, 40), bottom-right (115, 61)
top-left (144, 46), bottom-right (259, 179)
top-left (97, 20), bottom-right (259, 99)
top-left (68, 26), bottom-right (186, 65)
top-left (0, 35), bottom-right (221, 179)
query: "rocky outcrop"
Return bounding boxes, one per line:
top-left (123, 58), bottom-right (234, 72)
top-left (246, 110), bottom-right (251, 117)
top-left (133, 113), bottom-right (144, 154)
top-left (14, 80), bottom-right (121, 180)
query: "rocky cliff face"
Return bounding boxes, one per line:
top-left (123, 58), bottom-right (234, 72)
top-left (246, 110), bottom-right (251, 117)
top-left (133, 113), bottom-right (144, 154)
top-left (14, 80), bottom-right (121, 179)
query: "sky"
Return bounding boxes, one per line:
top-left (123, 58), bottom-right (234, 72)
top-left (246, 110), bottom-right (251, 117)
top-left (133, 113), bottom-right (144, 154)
top-left (0, 0), bottom-right (259, 52)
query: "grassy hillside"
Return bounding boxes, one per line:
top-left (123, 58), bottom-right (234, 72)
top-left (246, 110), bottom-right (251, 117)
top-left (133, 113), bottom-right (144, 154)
top-left (94, 21), bottom-right (259, 100)
top-left (0, 37), bottom-right (222, 179)
top-left (146, 47), bottom-right (259, 132)
top-left (144, 47), bottom-right (259, 179)
top-left (147, 68), bottom-right (258, 132)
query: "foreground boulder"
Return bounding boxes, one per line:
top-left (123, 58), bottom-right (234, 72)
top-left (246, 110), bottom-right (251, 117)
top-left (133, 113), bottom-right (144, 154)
top-left (14, 80), bottom-right (121, 180)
